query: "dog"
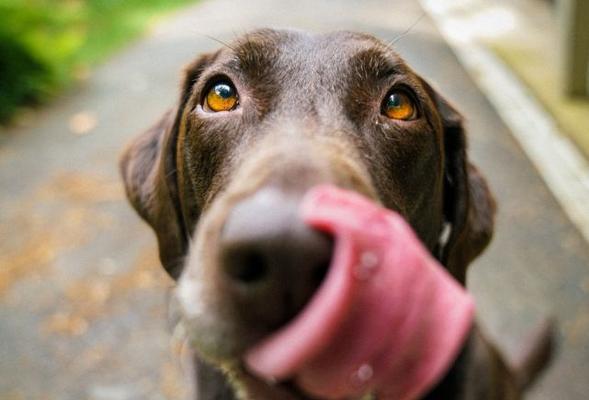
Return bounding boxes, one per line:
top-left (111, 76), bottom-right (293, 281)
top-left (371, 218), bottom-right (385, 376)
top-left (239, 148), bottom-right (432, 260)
top-left (120, 29), bottom-right (552, 399)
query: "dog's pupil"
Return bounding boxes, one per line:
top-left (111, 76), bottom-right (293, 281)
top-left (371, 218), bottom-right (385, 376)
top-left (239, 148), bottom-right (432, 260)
top-left (214, 83), bottom-right (233, 99)
top-left (387, 93), bottom-right (402, 109)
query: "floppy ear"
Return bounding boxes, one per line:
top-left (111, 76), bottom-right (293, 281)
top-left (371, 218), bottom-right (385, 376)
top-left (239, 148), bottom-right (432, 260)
top-left (119, 54), bottom-right (214, 279)
top-left (426, 83), bottom-right (497, 284)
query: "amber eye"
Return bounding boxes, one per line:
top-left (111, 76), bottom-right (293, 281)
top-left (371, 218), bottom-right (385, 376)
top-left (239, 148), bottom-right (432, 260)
top-left (205, 81), bottom-right (238, 112)
top-left (383, 91), bottom-right (416, 120)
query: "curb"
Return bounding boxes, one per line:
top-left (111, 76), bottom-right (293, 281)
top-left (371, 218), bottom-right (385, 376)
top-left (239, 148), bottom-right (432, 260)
top-left (420, 0), bottom-right (589, 245)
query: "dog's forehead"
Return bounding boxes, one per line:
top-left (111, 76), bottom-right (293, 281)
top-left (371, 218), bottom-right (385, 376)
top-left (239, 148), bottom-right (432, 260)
top-left (223, 29), bottom-right (408, 78)
top-left (232, 29), bottom-right (389, 54)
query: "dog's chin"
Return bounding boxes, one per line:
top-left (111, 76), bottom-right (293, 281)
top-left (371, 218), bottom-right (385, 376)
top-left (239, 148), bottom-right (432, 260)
top-left (179, 319), bottom-right (353, 400)
top-left (178, 296), bottom-right (338, 399)
top-left (236, 370), bottom-right (314, 400)
top-left (235, 367), bottom-right (375, 400)
top-left (181, 320), bottom-right (261, 364)
top-left (229, 364), bottom-right (339, 400)
top-left (182, 338), bottom-right (320, 400)
top-left (181, 337), bottom-right (376, 400)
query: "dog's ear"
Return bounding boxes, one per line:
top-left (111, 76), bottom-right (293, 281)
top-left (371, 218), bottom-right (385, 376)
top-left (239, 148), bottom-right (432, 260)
top-left (120, 54), bottom-right (214, 279)
top-left (423, 81), bottom-right (496, 284)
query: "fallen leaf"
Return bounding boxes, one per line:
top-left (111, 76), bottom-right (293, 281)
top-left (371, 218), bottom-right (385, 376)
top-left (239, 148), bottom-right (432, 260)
top-left (69, 111), bottom-right (97, 135)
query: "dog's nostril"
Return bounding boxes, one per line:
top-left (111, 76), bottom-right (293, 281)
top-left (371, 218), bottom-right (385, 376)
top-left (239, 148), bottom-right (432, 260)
top-left (311, 261), bottom-right (330, 288)
top-left (226, 251), bottom-right (268, 284)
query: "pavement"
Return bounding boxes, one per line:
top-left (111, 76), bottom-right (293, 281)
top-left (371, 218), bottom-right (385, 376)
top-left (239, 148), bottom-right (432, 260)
top-left (1, 0), bottom-right (588, 399)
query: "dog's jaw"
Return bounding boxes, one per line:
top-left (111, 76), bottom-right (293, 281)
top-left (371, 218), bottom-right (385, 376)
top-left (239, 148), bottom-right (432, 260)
top-left (176, 186), bottom-right (474, 400)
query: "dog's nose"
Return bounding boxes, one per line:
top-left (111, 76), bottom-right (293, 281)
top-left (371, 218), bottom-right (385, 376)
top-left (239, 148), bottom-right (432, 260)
top-left (219, 188), bottom-right (333, 330)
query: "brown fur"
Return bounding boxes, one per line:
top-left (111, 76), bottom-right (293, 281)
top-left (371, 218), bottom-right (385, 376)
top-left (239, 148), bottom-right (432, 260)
top-left (120, 29), bottom-right (551, 399)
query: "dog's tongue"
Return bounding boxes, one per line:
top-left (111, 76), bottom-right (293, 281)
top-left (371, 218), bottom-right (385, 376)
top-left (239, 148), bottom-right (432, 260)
top-left (244, 185), bottom-right (474, 400)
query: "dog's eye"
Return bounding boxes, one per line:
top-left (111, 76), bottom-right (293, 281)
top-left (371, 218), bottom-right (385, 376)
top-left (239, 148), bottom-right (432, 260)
top-left (382, 91), bottom-right (416, 120)
top-left (205, 81), bottom-right (238, 112)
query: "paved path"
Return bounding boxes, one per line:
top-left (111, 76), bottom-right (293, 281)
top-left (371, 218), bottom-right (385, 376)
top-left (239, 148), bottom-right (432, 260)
top-left (1, 0), bottom-right (588, 399)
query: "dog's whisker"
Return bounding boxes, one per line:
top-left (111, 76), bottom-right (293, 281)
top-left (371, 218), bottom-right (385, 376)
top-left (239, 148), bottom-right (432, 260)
top-left (185, 226), bottom-right (193, 241)
top-left (201, 33), bottom-right (237, 51)
top-left (165, 168), bottom-right (178, 179)
top-left (386, 12), bottom-right (426, 48)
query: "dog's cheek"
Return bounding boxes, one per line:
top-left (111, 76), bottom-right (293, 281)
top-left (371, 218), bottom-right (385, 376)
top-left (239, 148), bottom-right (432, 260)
top-left (178, 116), bottom-right (239, 220)
top-left (367, 125), bottom-right (443, 227)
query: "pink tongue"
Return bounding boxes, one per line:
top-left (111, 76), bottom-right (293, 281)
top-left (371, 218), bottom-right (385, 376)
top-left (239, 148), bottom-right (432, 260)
top-left (244, 185), bottom-right (474, 400)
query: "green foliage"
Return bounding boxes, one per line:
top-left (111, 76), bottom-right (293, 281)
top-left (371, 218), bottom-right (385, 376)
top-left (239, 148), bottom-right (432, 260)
top-left (0, 0), bottom-right (197, 123)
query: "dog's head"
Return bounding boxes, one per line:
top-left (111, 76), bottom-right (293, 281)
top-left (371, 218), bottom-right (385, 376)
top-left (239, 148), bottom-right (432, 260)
top-left (120, 29), bottom-right (495, 398)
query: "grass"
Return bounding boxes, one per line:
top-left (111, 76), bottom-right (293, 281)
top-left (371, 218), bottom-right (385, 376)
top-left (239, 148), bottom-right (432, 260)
top-left (0, 0), bottom-right (198, 123)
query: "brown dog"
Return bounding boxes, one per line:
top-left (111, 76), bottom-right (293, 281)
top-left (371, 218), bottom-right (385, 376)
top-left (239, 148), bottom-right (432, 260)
top-left (120, 29), bottom-right (551, 399)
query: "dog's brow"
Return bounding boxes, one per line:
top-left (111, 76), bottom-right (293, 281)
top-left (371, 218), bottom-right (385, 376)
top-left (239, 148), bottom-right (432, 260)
top-left (229, 37), bottom-right (280, 76)
top-left (350, 48), bottom-right (403, 80)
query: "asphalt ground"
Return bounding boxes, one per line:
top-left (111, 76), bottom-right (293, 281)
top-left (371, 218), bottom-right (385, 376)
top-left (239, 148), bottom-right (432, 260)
top-left (1, 0), bottom-right (588, 399)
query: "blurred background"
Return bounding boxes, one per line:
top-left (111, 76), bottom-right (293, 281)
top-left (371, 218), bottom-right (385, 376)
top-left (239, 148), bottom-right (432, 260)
top-left (0, 0), bottom-right (588, 399)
